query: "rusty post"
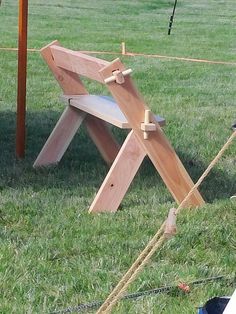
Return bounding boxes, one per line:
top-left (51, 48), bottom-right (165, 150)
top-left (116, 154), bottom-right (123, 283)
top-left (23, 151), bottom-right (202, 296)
top-left (16, 0), bottom-right (28, 158)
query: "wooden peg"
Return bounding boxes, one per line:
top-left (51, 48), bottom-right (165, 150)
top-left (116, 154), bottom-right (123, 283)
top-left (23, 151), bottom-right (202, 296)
top-left (141, 110), bottom-right (156, 139)
top-left (121, 42), bottom-right (126, 55)
top-left (164, 208), bottom-right (177, 239)
top-left (144, 110), bottom-right (150, 140)
top-left (104, 69), bottom-right (132, 84)
top-left (113, 70), bottom-right (125, 84)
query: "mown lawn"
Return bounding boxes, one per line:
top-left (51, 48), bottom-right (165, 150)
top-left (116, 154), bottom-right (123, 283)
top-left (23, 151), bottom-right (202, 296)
top-left (0, 0), bottom-right (235, 313)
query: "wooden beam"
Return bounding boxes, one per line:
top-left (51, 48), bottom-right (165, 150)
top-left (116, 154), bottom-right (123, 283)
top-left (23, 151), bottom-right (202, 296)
top-left (99, 58), bottom-right (205, 207)
top-left (33, 106), bottom-right (86, 167)
top-left (85, 115), bottom-right (120, 165)
top-left (89, 131), bottom-right (146, 213)
top-left (40, 41), bottom-right (88, 95)
top-left (16, 0), bottom-right (28, 158)
top-left (50, 45), bottom-right (109, 83)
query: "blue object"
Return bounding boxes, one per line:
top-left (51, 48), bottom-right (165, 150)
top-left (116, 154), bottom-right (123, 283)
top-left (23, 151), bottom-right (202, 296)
top-left (198, 297), bottom-right (230, 314)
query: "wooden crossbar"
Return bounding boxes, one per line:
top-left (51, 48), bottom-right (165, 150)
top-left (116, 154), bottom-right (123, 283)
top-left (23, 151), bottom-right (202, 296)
top-left (34, 41), bottom-right (205, 212)
top-left (50, 45), bottom-right (109, 83)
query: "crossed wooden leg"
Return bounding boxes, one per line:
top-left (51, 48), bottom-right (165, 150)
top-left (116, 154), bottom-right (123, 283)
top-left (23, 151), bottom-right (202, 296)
top-left (95, 58), bottom-right (205, 210)
top-left (90, 128), bottom-right (205, 213)
top-left (33, 106), bottom-right (86, 167)
top-left (89, 130), bottom-right (146, 213)
top-left (34, 106), bottom-right (120, 167)
top-left (85, 115), bottom-right (120, 165)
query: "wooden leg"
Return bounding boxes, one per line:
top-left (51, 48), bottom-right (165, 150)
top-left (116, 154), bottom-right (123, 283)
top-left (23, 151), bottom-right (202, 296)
top-left (85, 115), bottom-right (120, 165)
top-left (33, 106), bottom-right (86, 167)
top-left (146, 134), bottom-right (205, 207)
top-left (100, 58), bottom-right (205, 208)
top-left (89, 131), bottom-right (146, 213)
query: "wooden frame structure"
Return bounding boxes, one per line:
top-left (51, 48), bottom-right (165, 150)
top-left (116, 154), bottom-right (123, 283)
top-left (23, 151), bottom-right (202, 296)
top-left (34, 41), bottom-right (205, 212)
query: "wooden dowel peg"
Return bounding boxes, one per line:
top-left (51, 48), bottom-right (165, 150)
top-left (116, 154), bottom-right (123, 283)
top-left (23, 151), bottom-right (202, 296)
top-left (144, 110), bottom-right (150, 139)
top-left (104, 69), bottom-right (132, 84)
top-left (141, 110), bottom-right (156, 139)
top-left (144, 110), bottom-right (150, 123)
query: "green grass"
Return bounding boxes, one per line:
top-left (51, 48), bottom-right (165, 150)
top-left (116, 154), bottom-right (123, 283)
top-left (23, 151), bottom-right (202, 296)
top-left (0, 0), bottom-right (236, 313)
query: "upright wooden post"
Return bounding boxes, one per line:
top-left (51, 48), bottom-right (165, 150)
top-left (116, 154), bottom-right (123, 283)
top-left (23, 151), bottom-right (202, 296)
top-left (121, 42), bottom-right (126, 55)
top-left (16, 0), bottom-right (28, 158)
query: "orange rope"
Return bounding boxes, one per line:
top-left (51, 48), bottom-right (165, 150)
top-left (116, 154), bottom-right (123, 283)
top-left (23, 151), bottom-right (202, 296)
top-left (0, 47), bottom-right (39, 52)
top-left (124, 52), bottom-right (236, 66)
top-left (80, 50), bottom-right (236, 66)
top-left (1, 47), bottom-right (235, 65)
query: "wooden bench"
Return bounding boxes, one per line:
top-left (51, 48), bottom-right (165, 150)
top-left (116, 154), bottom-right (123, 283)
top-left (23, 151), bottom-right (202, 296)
top-left (34, 41), bottom-right (205, 212)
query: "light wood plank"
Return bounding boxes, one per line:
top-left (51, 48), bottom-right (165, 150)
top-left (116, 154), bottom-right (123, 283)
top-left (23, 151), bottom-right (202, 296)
top-left (41, 41), bottom-right (88, 95)
top-left (89, 131), bottom-right (146, 213)
top-left (63, 95), bottom-right (129, 128)
top-left (85, 115), bottom-right (120, 165)
top-left (62, 95), bottom-right (166, 129)
top-left (50, 45), bottom-right (109, 83)
top-left (33, 106), bottom-right (86, 167)
top-left (99, 58), bottom-right (205, 207)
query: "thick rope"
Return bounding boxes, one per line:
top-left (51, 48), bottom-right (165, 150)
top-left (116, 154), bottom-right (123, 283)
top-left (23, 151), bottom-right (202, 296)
top-left (96, 130), bottom-right (236, 314)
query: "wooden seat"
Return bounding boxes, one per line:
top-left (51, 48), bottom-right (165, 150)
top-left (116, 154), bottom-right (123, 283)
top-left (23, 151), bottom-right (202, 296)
top-left (34, 41), bottom-right (205, 213)
top-left (62, 95), bottom-right (166, 129)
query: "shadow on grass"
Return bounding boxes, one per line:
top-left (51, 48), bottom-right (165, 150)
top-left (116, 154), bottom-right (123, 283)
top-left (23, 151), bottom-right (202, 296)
top-left (0, 110), bottom-right (235, 202)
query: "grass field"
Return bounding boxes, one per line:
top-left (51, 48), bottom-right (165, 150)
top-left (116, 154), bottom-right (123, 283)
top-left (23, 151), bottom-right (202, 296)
top-left (0, 0), bottom-right (236, 313)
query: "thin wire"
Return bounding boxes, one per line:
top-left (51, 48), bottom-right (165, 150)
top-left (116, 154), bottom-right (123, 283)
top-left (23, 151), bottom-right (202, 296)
top-left (52, 275), bottom-right (231, 313)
